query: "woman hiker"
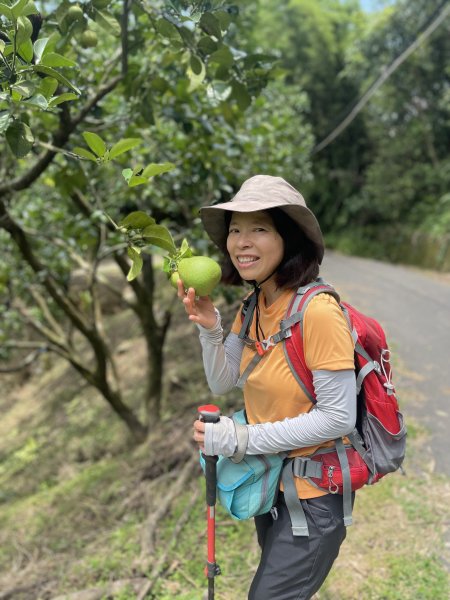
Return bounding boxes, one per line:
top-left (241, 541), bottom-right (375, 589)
top-left (178, 175), bottom-right (356, 600)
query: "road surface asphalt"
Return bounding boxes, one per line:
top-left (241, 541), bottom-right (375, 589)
top-left (321, 251), bottom-right (450, 477)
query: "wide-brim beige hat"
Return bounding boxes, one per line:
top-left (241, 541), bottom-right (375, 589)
top-left (200, 175), bottom-right (324, 263)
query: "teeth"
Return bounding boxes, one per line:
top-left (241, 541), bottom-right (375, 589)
top-left (238, 257), bottom-right (258, 264)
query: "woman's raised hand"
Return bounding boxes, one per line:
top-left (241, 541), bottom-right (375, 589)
top-left (177, 279), bottom-right (218, 330)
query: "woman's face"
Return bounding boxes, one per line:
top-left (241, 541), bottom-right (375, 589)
top-left (226, 211), bottom-right (284, 283)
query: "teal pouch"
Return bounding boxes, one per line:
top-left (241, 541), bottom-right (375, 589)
top-left (201, 409), bottom-right (285, 520)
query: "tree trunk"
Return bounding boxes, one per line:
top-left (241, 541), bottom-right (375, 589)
top-left (140, 256), bottom-right (173, 423)
top-left (0, 201), bottom-right (148, 442)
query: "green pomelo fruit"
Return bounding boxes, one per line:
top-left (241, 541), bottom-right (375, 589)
top-left (66, 5), bottom-right (84, 23)
top-left (177, 256), bottom-right (221, 296)
top-left (170, 271), bottom-right (180, 289)
top-left (80, 30), bottom-right (98, 48)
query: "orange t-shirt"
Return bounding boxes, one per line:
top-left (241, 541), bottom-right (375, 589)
top-left (230, 288), bottom-right (355, 498)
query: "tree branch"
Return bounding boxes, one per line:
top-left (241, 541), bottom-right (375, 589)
top-left (29, 286), bottom-right (68, 341)
top-left (0, 75), bottom-right (123, 197)
top-left (0, 347), bottom-right (48, 373)
top-left (121, 0), bottom-right (130, 77)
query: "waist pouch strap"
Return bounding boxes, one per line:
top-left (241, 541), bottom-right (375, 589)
top-left (281, 460), bottom-right (309, 536)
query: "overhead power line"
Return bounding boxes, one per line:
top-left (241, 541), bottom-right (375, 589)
top-left (312, 1), bottom-right (450, 155)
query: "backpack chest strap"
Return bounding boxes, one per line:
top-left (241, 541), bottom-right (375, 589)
top-left (236, 328), bottom-right (292, 389)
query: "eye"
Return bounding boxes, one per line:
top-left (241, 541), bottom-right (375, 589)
top-left (228, 227), bottom-right (239, 234)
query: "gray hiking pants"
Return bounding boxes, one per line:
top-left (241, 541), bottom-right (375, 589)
top-left (248, 492), bottom-right (353, 600)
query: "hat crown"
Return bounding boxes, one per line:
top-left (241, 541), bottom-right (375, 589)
top-left (232, 175), bottom-right (306, 208)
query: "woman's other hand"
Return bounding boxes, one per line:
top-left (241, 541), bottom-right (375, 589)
top-left (177, 279), bottom-right (218, 329)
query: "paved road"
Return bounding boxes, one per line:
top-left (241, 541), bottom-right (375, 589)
top-left (321, 251), bottom-right (450, 476)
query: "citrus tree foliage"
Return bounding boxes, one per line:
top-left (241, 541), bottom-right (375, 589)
top-left (0, 0), bottom-right (303, 441)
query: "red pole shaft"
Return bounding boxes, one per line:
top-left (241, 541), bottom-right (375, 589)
top-left (198, 404), bottom-right (221, 599)
top-left (207, 505), bottom-right (216, 564)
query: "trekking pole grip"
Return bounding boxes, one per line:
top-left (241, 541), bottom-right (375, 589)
top-left (198, 404), bottom-right (221, 506)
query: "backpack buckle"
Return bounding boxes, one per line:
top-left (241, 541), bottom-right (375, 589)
top-left (255, 337), bottom-right (276, 356)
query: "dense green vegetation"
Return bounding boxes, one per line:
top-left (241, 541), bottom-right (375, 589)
top-left (1, 1), bottom-right (449, 597)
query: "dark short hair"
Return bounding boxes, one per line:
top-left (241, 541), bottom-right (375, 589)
top-left (221, 207), bottom-right (320, 289)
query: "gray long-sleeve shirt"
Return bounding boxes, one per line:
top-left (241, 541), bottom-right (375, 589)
top-left (197, 313), bottom-right (356, 455)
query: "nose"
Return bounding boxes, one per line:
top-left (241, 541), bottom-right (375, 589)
top-left (236, 233), bottom-right (252, 249)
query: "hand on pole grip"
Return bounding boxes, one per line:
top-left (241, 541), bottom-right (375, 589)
top-left (198, 404), bottom-right (220, 507)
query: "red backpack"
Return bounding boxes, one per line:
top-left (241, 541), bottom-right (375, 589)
top-left (238, 278), bottom-right (406, 535)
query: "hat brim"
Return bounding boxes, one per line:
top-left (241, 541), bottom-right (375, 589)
top-left (200, 201), bottom-right (324, 264)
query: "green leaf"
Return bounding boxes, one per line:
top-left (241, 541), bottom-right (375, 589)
top-left (11, 80), bottom-right (35, 98)
top-left (142, 224), bottom-right (177, 254)
top-left (0, 112), bottom-right (12, 134)
top-left (22, 1), bottom-right (38, 17)
top-left (16, 16), bottom-right (33, 45)
top-left (109, 138), bottom-right (141, 159)
top-left (131, 164), bottom-right (143, 175)
top-left (207, 82), bottom-right (232, 103)
top-left (0, 4), bottom-right (13, 19)
top-left (215, 10), bottom-right (231, 30)
top-left (209, 45), bottom-right (234, 69)
top-left (33, 37), bottom-right (50, 62)
top-left (17, 38), bottom-right (33, 62)
top-left (230, 80), bottom-right (251, 111)
top-left (73, 147), bottom-right (98, 161)
top-left (122, 168), bottom-right (133, 182)
top-left (188, 54), bottom-right (206, 91)
top-left (11, 0), bottom-right (30, 19)
top-left (190, 54), bottom-right (203, 75)
top-left (197, 36), bottom-right (218, 56)
top-left (32, 65), bottom-right (81, 94)
top-left (82, 131), bottom-right (106, 158)
top-left (162, 256), bottom-right (171, 274)
top-left (24, 93), bottom-right (48, 109)
top-left (127, 175), bottom-right (149, 187)
top-left (92, 7), bottom-right (120, 36)
top-left (5, 119), bottom-right (34, 157)
top-left (155, 17), bottom-right (180, 40)
top-left (38, 76), bottom-right (58, 99)
top-left (199, 13), bottom-right (222, 40)
top-left (119, 211), bottom-right (155, 230)
top-left (126, 246), bottom-right (143, 281)
top-left (142, 162), bottom-right (175, 178)
top-left (48, 92), bottom-right (78, 107)
top-left (179, 238), bottom-right (193, 259)
top-left (40, 52), bottom-right (77, 68)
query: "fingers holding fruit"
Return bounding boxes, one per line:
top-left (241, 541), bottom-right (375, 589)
top-left (178, 283), bottom-right (218, 330)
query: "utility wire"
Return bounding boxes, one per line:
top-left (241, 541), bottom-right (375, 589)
top-left (312, 1), bottom-right (450, 155)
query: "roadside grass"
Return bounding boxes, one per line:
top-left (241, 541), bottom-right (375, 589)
top-left (151, 437), bottom-right (450, 600)
top-left (0, 296), bottom-right (449, 598)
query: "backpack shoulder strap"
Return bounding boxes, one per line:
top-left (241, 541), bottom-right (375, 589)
top-left (281, 279), bottom-right (341, 403)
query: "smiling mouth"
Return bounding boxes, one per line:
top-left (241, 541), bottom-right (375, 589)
top-left (237, 256), bottom-right (259, 265)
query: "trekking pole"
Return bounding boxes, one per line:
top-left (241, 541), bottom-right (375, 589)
top-left (198, 404), bottom-right (221, 600)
